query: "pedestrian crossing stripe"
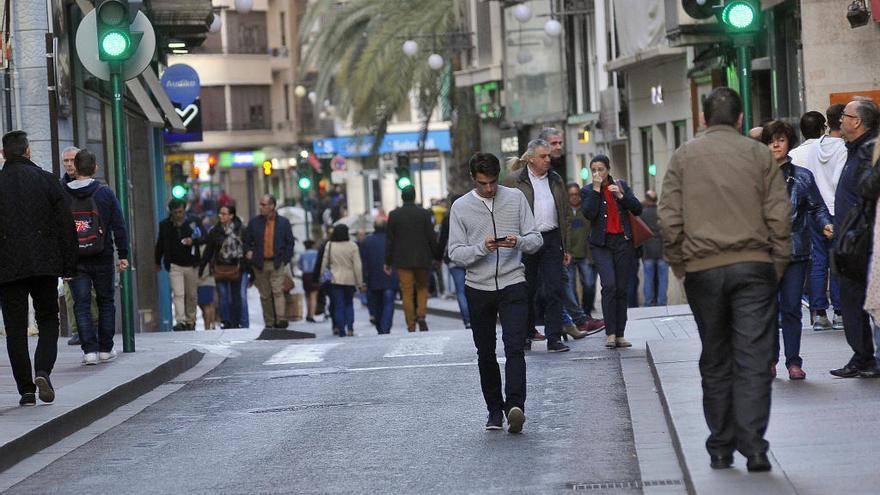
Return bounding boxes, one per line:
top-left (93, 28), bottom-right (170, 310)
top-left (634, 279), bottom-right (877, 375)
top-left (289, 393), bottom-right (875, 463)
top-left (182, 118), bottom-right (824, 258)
top-left (263, 343), bottom-right (342, 365)
top-left (383, 336), bottom-right (450, 358)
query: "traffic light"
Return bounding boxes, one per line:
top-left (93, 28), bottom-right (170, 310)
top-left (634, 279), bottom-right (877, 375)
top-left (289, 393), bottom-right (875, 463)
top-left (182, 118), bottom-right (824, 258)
top-left (262, 160), bottom-right (272, 176)
top-left (170, 161), bottom-right (188, 199)
top-left (715, 0), bottom-right (760, 33)
top-left (395, 154), bottom-right (412, 190)
top-left (580, 167), bottom-right (590, 181)
top-left (96, 0), bottom-right (144, 62)
top-left (207, 155), bottom-right (217, 175)
top-left (298, 169), bottom-right (312, 190)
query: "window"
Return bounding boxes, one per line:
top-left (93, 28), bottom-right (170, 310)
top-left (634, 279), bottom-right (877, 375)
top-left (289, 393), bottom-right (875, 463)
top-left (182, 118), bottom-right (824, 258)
top-left (230, 86), bottom-right (272, 130)
top-left (640, 126), bottom-right (655, 192)
top-left (284, 83), bottom-right (291, 121)
top-left (673, 120), bottom-right (687, 149)
top-left (225, 12), bottom-right (267, 54)
top-left (280, 11), bottom-right (287, 47)
top-left (200, 86), bottom-right (227, 131)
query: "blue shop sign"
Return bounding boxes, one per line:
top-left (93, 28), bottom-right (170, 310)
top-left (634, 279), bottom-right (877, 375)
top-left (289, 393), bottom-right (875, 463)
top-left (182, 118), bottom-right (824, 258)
top-left (161, 64), bottom-right (200, 106)
top-left (313, 130), bottom-right (451, 158)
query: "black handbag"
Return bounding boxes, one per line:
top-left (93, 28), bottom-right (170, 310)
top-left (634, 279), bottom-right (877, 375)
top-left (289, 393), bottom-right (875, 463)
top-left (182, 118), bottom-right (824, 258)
top-left (831, 201), bottom-right (873, 282)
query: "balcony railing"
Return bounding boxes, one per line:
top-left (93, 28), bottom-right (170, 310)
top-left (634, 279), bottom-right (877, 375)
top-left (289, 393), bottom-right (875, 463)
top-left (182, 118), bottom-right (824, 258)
top-left (189, 46), bottom-right (289, 56)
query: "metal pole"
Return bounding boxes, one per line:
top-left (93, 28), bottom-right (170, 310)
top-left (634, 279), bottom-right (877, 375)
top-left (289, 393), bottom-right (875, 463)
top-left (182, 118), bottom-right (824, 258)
top-left (45, 33), bottom-right (60, 177)
top-left (303, 196), bottom-right (310, 241)
top-left (111, 70), bottom-right (135, 352)
top-left (3, 0), bottom-right (13, 131)
top-left (736, 42), bottom-right (752, 134)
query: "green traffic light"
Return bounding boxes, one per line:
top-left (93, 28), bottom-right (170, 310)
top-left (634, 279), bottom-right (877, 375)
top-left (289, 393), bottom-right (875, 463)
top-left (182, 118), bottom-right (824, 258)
top-left (171, 184), bottom-right (188, 199)
top-left (580, 167), bottom-right (589, 181)
top-left (298, 177), bottom-right (312, 190)
top-left (101, 31), bottom-right (130, 57)
top-left (648, 164), bottom-right (657, 176)
top-left (397, 176), bottom-right (413, 189)
top-left (721, 1), bottom-right (757, 31)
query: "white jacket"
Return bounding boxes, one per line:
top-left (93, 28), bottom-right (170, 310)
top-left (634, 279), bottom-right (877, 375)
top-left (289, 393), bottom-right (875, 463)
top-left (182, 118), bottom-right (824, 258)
top-left (789, 135), bottom-right (847, 216)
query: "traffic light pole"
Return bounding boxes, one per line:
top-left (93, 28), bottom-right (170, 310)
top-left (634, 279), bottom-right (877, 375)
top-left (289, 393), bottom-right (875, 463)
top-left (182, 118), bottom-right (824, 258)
top-left (734, 37), bottom-right (753, 135)
top-left (110, 68), bottom-right (136, 352)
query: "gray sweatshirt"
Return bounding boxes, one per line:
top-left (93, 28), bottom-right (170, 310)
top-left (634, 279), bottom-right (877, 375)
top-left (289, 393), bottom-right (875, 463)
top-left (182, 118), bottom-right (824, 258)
top-left (448, 185), bottom-right (543, 291)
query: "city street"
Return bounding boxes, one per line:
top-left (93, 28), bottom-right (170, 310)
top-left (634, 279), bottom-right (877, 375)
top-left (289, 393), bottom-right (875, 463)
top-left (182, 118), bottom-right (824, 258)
top-left (5, 307), bottom-right (646, 495)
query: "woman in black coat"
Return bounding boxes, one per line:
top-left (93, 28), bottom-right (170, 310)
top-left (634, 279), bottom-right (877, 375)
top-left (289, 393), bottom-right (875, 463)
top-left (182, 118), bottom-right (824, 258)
top-left (199, 205), bottom-right (246, 328)
top-left (581, 155), bottom-right (643, 349)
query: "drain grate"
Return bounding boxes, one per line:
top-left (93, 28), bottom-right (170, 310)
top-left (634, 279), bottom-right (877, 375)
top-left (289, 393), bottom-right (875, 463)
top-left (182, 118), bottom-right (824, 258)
top-left (249, 401), bottom-right (377, 414)
top-left (565, 479), bottom-right (683, 491)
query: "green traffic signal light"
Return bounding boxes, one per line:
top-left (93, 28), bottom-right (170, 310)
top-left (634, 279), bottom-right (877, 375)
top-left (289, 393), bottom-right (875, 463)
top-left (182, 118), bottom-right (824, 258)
top-left (580, 167), bottom-right (590, 181)
top-left (298, 176), bottom-right (312, 190)
top-left (396, 176), bottom-right (413, 189)
top-left (101, 31), bottom-right (130, 57)
top-left (171, 184), bottom-right (188, 199)
top-left (718, 0), bottom-right (758, 32)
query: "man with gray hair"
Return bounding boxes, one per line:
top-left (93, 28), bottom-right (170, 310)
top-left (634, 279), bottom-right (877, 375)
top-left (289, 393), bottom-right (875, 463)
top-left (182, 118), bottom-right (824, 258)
top-left (61, 146), bottom-right (79, 184)
top-left (60, 145), bottom-right (85, 345)
top-left (829, 97), bottom-right (880, 378)
top-left (505, 138), bottom-right (576, 352)
top-left (538, 127), bottom-right (567, 180)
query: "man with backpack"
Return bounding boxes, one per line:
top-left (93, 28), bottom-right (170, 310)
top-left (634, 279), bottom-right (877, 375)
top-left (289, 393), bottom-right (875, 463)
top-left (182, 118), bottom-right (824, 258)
top-left (64, 149), bottom-right (129, 365)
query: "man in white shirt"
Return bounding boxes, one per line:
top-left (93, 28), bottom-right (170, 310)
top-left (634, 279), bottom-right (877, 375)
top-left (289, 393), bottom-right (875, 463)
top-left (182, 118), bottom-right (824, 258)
top-left (505, 138), bottom-right (576, 352)
top-left (789, 105), bottom-right (847, 330)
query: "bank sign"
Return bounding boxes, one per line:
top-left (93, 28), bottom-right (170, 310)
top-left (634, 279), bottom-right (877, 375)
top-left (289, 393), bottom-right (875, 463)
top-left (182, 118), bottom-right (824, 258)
top-left (162, 64), bottom-right (202, 143)
top-left (312, 130), bottom-right (451, 158)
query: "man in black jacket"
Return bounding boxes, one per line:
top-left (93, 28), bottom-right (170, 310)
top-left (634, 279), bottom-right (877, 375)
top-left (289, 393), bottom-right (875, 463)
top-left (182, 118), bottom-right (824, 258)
top-left (385, 186), bottom-right (439, 332)
top-left (245, 194), bottom-right (295, 328)
top-left (155, 198), bottom-right (203, 330)
top-left (830, 98), bottom-right (879, 378)
top-left (0, 130), bottom-right (78, 406)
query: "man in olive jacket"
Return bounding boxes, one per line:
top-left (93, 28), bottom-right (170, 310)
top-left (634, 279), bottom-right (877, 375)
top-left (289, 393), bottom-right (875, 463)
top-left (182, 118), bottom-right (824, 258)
top-left (504, 138), bottom-right (573, 352)
top-left (385, 186), bottom-right (439, 332)
top-left (659, 88), bottom-right (791, 473)
top-left (0, 131), bottom-right (78, 406)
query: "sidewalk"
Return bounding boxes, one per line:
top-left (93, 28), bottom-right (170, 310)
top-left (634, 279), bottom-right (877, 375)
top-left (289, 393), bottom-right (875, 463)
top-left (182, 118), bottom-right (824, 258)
top-left (422, 296), bottom-right (880, 494)
top-left (0, 328), bottom-right (262, 474)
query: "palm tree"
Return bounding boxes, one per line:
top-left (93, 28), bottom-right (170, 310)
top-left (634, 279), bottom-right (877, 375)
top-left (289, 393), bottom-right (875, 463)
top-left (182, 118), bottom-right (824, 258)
top-left (299, 0), bottom-right (476, 195)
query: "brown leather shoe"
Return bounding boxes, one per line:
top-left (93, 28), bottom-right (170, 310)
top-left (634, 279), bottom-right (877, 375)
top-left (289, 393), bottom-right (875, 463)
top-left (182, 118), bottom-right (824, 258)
top-left (563, 324), bottom-right (587, 340)
top-left (615, 337), bottom-right (632, 348)
top-left (787, 364), bottom-right (806, 380)
top-left (528, 328), bottom-right (546, 341)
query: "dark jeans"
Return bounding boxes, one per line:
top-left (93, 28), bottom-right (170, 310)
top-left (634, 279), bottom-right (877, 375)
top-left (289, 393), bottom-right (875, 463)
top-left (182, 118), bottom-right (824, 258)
top-left (367, 288), bottom-right (395, 334)
top-left (592, 234), bottom-right (637, 337)
top-left (239, 271), bottom-right (250, 328)
top-left (329, 284), bottom-right (355, 334)
top-left (808, 217), bottom-right (840, 311)
top-left (684, 262), bottom-right (776, 457)
top-left (69, 262), bottom-right (116, 354)
top-left (0, 276), bottom-right (59, 396)
top-left (449, 265), bottom-right (470, 326)
top-left (570, 257), bottom-right (596, 316)
top-left (643, 258), bottom-right (669, 306)
top-left (523, 228), bottom-right (563, 342)
top-left (775, 260), bottom-right (808, 367)
top-left (839, 275), bottom-right (875, 369)
top-left (466, 282), bottom-right (529, 414)
top-left (216, 278), bottom-right (243, 327)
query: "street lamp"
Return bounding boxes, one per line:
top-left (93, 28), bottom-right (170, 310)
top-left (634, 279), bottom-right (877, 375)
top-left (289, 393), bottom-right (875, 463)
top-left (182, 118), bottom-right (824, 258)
top-left (234, 0), bottom-right (253, 14)
top-left (209, 14), bottom-right (221, 33)
top-left (544, 19), bottom-right (562, 37)
top-left (514, 4), bottom-right (532, 23)
top-left (402, 39), bottom-right (418, 56)
top-left (428, 53), bottom-right (444, 70)
top-left (516, 50), bottom-right (533, 64)
top-left (294, 85), bottom-right (307, 98)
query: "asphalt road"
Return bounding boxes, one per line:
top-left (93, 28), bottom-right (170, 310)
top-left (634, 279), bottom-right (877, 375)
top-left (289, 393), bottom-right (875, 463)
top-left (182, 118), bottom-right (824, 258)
top-left (7, 306), bottom-right (642, 494)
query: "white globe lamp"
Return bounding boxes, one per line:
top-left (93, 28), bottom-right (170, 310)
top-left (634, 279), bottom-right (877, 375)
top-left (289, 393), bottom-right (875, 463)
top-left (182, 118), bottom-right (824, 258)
top-left (402, 40), bottom-right (418, 57)
top-left (514, 4), bottom-right (532, 23)
top-left (294, 85), bottom-right (307, 98)
top-left (428, 53), bottom-right (444, 70)
top-left (517, 50), bottom-right (533, 64)
top-left (544, 19), bottom-right (563, 37)
top-left (308, 91), bottom-right (317, 103)
top-left (234, 0), bottom-right (253, 14)
top-left (209, 14), bottom-right (222, 33)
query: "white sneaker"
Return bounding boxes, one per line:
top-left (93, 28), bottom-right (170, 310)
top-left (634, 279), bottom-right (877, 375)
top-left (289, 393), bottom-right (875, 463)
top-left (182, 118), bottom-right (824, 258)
top-left (98, 350), bottom-right (117, 362)
top-left (82, 352), bottom-right (98, 365)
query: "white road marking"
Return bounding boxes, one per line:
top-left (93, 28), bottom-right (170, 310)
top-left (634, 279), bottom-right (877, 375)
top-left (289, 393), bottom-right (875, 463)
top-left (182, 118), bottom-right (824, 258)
top-left (263, 343), bottom-right (341, 365)
top-left (383, 336), bottom-right (451, 358)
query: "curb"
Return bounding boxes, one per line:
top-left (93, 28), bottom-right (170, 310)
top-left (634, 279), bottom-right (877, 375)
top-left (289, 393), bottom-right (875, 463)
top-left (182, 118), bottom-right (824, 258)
top-left (645, 342), bottom-right (696, 495)
top-left (0, 349), bottom-right (204, 474)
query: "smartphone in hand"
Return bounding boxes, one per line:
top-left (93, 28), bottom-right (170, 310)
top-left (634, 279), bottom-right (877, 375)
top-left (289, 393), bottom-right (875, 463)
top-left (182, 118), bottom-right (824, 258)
top-left (494, 237), bottom-right (507, 243)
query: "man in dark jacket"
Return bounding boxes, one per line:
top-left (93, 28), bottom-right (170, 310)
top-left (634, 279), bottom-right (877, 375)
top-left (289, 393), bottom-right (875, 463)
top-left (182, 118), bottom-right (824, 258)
top-left (362, 218), bottom-right (397, 334)
top-left (830, 97), bottom-right (880, 378)
top-left (0, 130), bottom-right (77, 406)
top-left (660, 88), bottom-right (791, 472)
top-left (385, 186), bottom-right (439, 332)
top-left (505, 138), bottom-right (575, 352)
top-left (64, 149), bottom-right (129, 364)
top-left (155, 198), bottom-right (203, 330)
top-left (245, 194), bottom-right (295, 328)
top-left (60, 145), bottom-right (83, 345)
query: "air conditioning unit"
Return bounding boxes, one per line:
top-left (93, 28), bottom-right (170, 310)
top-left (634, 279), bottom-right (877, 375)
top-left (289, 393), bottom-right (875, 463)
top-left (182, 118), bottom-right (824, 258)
top-left (665, 0), bottom-right (728, 47)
